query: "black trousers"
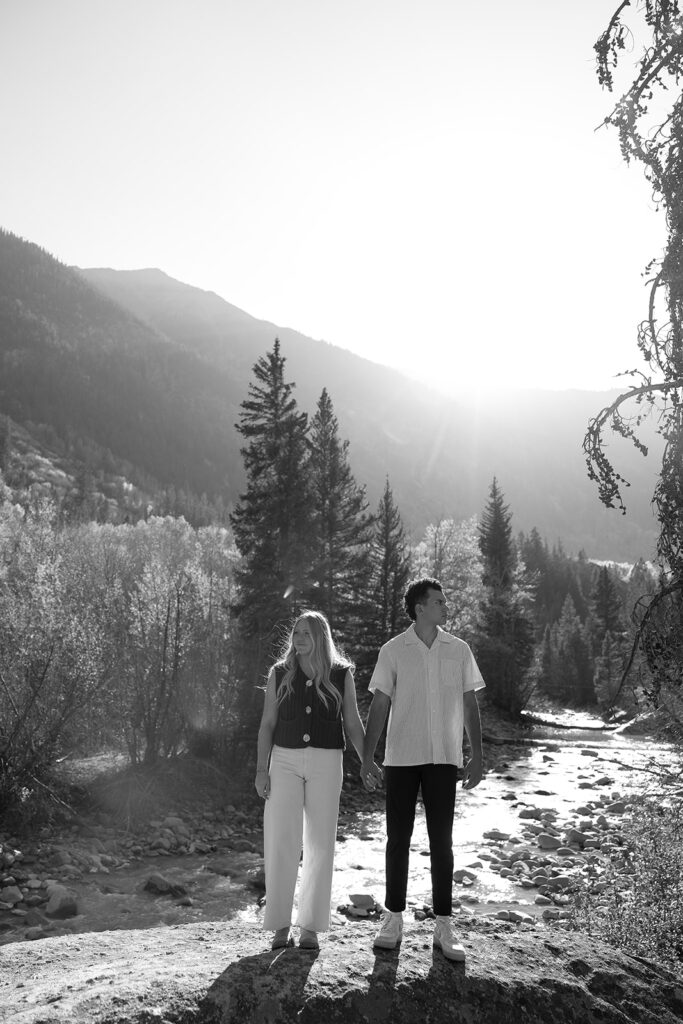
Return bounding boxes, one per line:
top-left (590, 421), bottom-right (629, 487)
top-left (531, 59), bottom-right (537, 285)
top-left (384, 763), bottom-right (457, 916)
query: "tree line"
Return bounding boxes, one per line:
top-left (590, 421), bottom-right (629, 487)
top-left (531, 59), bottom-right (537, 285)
top-left (0, 339), bottom-right (655, 815)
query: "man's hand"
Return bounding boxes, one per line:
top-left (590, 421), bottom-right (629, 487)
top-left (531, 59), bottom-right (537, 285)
top-left (461, 754), bottom-right (483, 791)
top-left (360, 759), bottom-right (384, 793)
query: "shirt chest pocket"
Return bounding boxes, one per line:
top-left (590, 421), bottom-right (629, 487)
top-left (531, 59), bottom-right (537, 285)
top-left (440, 661), bottom-right (458, 687)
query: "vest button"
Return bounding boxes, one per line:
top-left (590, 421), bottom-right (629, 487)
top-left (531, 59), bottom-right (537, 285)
top-left (303, 733), bottom-right (310, 742)
top-left (305, 706), bottom-right (311, 714)
top-left (306, 679), bottom-right (313, 687)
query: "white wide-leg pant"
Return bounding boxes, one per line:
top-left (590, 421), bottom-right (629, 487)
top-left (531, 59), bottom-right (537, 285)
top-left (263, 745), bottom-right (343, 932)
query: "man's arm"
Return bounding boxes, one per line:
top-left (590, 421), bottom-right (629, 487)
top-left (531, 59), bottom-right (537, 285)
top-left (360, 690), bottom-right (391, 790)
top-left (462, 689), bottom-right (483, 790)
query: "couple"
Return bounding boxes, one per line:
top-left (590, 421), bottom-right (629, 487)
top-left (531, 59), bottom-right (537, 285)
top-left (254, 577), bottom-right (485, 960)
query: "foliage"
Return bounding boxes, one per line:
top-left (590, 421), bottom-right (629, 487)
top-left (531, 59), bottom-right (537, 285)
top-left (362, 478), bottom-right (412, 660)
top-left (542, 596), bottom-right (595, 705)
top-left (0, 497), bottom-right (241, 809)
top-left (591, 565), bottom-right (625, 641)
top-left (0, 499), bottom-right (117, 812)
top-left (306, 387), bottom-right (373, 643)
top-left (411, 516), bottom-right (484, 644)
top-left (571, 794), bottom-right (683, 970)
top-left (230, 339), bottom-right (314, 678)
top-left (474, 479), bottom-right (535, 715)
top-left (584, 1), bottom-right (683, 710)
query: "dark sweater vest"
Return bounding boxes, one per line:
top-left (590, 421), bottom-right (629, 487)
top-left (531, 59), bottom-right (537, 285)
top-left (272, 664), bottom-right (346, 749)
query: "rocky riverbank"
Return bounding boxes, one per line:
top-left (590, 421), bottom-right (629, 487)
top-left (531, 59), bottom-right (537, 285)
top-left (2, 718), bottom-right (683, 1022)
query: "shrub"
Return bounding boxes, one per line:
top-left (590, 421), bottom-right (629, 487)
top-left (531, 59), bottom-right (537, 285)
top-left (571, 794), bottom-right (683, 969)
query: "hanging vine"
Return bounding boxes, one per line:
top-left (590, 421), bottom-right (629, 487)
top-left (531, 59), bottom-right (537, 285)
top-left (584, 0), bottom-right (683, 707)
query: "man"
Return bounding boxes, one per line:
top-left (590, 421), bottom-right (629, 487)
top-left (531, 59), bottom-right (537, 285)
top-left (361, 577), bottom-right (484, 962)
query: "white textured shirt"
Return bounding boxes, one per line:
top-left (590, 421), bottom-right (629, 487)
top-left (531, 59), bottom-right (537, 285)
top-left (369, 624), bottom-right (485, 767)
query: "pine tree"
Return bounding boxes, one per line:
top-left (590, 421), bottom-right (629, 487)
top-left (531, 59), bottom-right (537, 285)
top-left (364, 478), bottom-right (411, 658)
top-left (594, 630), bottom-right (625, 707)
top-left (591, 565), bottom-right (624, 643)
top-left (306, 388), bottom-right (372, 641)
top-left (537, 624), bottom-right (558, 697)
top-left (230, 340), bottom-right (313, 677)
top-left (553, 595), bottom-right (595, 705)
top-left (475, 479), bottom-right (534, 715)
top-left (478, 477), bottom-right (514, 589)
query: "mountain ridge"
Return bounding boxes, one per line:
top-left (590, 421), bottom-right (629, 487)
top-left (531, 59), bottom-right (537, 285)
top-left (0, 229), bottom-right (660, 559)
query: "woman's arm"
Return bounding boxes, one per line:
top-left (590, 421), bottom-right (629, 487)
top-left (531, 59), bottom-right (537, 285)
top-left (342, 671), bottom-right (384, 791)
top-left (255, 669), bottom-right (279, 799)
top-left (341, 669), bottom-right (365, 761)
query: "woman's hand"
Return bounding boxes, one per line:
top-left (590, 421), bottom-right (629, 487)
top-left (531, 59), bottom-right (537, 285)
top-left (360, 759), bottom-right (384, 792)
top-left (255, 769), bottom-right (270, 800)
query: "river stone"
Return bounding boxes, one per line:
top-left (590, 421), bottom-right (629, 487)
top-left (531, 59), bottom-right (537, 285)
top-left (565, 828), bottom-right (589, 847)
top-left (45, 885), bottom-right (78, 919)
top-left (453, 869), bottom-right (478, 883)
top-left (143, 872), bottom-right (187, 897)
top-left (349, 893), bottom-right (376, 908)
top-left (508, 910), bottom-right (535, 924)
top-left (483, 829), bottom-right (510, 841)
top-left (1, 885), bottom-right (23, 906)
top-left (605, 801), bottom-right (628, 814)
top-left (537, 834), bottom-right (562, 850)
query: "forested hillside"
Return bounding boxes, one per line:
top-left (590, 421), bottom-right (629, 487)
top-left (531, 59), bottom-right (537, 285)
top-left (0, 228), bottom-right (661, 559)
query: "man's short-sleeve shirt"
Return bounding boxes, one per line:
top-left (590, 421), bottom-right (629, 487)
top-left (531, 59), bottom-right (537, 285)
top-left (369, 624), bottom-right (485, 767)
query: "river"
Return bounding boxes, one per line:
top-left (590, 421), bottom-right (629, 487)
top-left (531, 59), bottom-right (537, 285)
top-left (4, 714), bottom-right (679, 944)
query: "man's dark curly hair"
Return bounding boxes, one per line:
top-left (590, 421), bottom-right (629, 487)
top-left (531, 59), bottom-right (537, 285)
top-left (403, 577), bottom-right (443, 621)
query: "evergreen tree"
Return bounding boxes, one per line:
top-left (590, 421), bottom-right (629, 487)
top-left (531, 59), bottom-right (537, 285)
top-left (553, 595), bottom-right (595, 705)
top-left (594, 630), bottom-right (625, 707)
top-left (306, 388), bottom-right (372, 641)
top-left (537, 624), bottom-right (558, 696)
top-left (591, 565), bottom-right (624, 643)
top-left (478, 477), bottom-right (514, 588)
top-left (364, 478), bottom-right (411, 659)
top-left (230, 340), bottom-right (313, 678)
top-left (475, 479), bottom-right (534, 715)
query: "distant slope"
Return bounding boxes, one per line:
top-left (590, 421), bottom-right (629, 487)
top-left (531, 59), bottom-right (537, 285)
top-left (0, 229), bottom-right (660, 559)
top-left (0, 231), bottom-right (242, 497)
top-left (81, 267), bottom-right (661, 561)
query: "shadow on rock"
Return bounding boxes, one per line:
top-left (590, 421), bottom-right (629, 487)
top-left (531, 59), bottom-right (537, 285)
top-left (200, 946), bottom-right (320, 1023)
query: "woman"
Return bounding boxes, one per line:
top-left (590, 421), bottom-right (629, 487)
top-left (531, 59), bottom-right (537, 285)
top-left (255, 611), bottom-right (381, 950)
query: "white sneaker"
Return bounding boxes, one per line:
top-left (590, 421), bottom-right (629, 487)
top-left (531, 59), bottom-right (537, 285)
top-left (433, 917), bottom-right (465, 962)
top-left (374, 910), bottom-right (403, 949)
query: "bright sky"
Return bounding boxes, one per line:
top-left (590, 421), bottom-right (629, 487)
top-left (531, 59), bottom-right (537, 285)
top-left (0, 0), bottom-right (665, 392)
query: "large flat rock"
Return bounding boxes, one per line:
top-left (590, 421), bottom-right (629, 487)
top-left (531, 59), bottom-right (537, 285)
top-left (3, 919), bottom-right (683, 1024)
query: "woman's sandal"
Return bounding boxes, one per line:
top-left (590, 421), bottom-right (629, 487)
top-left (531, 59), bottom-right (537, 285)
top-left (299, 929), bottom-right (319, 950)
top-left (271, 928), bottom-right (293, 950)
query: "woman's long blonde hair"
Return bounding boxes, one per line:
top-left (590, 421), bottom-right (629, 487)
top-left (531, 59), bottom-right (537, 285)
top-left (275, 610), bottom-right (353, 713)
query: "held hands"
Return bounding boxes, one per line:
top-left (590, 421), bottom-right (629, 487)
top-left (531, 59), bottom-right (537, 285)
top-left (462, 753), bottom-right (483, 791)
top-left (255, 769), bottom-right (270, 800)
top-left (360, 759), bottom-right (384, 793)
